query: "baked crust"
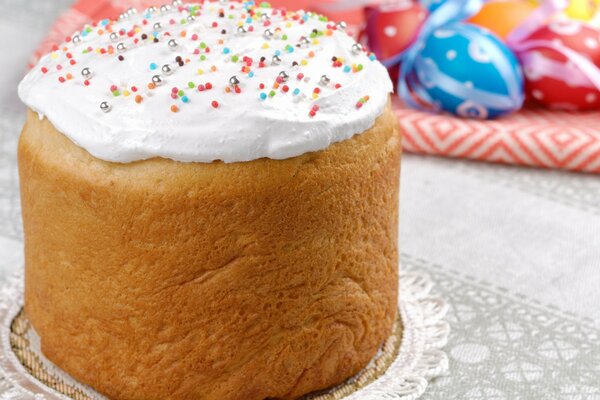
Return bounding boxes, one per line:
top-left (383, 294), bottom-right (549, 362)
top-left (19, 103), bottom-right (401, 400)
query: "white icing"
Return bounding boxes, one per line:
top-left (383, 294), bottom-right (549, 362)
top-left (18, 1), bottom-right (393, 163)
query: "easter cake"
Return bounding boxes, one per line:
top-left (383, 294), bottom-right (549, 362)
top-left (17, 1), bottom-right (401, 399)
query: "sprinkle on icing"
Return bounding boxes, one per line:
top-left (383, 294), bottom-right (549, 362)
top-left (18, 0), bottom-right (393, 163)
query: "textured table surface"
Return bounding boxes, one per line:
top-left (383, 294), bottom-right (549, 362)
top-left (1, 1), bottom-right (599, 399)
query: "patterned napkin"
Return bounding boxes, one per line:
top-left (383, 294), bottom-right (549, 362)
top-left (30, 0), bottom-right (600, 174)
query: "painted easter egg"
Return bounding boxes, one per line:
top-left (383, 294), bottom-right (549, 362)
top-left (362, 1), bottom-right (428, 64)
top-left (407, 22), bottom-right (524, 119)
top-left (520, 20), bottom-right (600, 110)
top-left (469, 0), bottom-right (538, 39)
top-left (564, 0), bottom-right (599, 21)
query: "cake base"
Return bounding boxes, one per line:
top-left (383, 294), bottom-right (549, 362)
top-left (18, 103), bottom-right (401, 400)
top-left (0, 270), bottom-right (449, 400)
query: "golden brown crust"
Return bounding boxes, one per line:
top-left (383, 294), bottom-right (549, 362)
top-left (19, 103), bottom-right (401, 400)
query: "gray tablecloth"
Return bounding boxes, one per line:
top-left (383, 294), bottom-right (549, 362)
top-left (1, 2), bottom-right (599, 399)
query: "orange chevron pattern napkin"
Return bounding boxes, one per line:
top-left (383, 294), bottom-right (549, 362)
top-left (30, 0), bottom-right (600, 174)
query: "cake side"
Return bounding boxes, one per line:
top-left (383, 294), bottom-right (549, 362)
top-left (20, 102), bottom-right (401, 400)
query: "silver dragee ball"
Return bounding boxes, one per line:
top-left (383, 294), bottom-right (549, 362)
top-left (100, 101), bottom-right (111, 113)
top-left (162, 64), bottom-right (173, 75)
top-left (81, 67), bottom-right (92, 78)
top-left (351, 43), bottom-right (363, 54)
top-left (168, 39), bottom-right (179, 49)
top-left (279, 71), bottom-right (289, 82)
top-left (152, 75), bottom-right (163, 85)
top-left (298, 36), bottom-right (310, 48)
top-left (229, 75), bottom-right (240, 86)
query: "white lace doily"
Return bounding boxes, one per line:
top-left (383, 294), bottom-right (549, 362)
top-left (0, 270), bottom-right (449, 400)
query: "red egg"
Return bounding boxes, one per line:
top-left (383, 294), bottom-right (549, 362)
top-left (521, 21), bottom-right (600, 111)
top-left (361, 1), bottom-right (428, 63)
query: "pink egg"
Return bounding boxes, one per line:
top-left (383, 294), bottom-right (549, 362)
top-left (520, 21), bottom-right (600, 111)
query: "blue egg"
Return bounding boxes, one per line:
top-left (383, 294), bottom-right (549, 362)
top-left (420, 0), bottom-right (445, 12)
top-left (410, 23), bottom-right (524, 119)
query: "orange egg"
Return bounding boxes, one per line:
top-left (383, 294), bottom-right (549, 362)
top-left (469, 0), bottom-right (538, 39)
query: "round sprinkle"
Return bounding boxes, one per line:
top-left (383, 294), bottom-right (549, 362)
top-left (211, 100), bottom-right (219, 108)
top-left (152, 75), bottom-right (163, 85)
top-left (171, 105), bottom-right (179, 112)
top-left (229, 75), bottom-right (240, 86)
top-left (135, 95), bottom-right (143, 103)
top-left (150, 62), bottom-right (158, 70)
top-left (298, 36), bottom-right (310, 48)
top-left (81, 67), bottom-right (92, 78)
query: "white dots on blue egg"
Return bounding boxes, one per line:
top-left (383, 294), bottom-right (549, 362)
top-left (468, 42), bottom-right (492, 63)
